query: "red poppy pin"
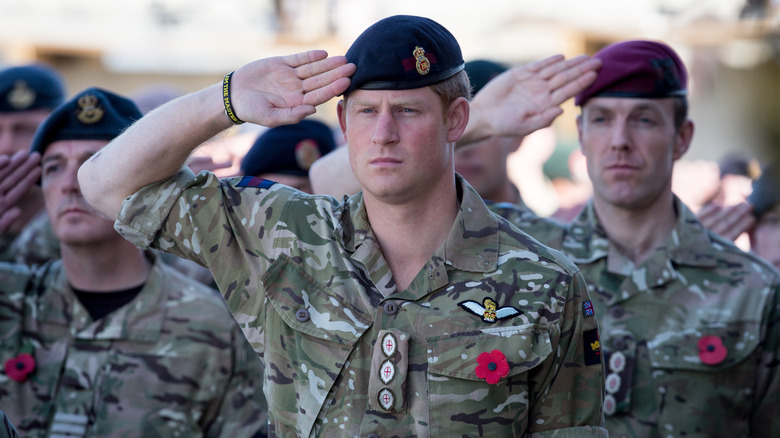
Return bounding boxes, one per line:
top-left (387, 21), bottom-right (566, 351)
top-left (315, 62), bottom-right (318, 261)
top-left (475, 349), bottom-right (509, 384)
top-left (4, 352), bottom-right (35, 383)
top-left (697, 335), bottom-right (727, 365)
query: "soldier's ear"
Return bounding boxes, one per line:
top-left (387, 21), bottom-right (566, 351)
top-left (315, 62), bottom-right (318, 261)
top-left (446, 97), bottom-right (469, 143)
top-left (673, 119), bottom-right (693, 160)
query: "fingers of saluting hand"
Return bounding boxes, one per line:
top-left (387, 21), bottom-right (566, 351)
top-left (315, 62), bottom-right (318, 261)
top-left (283, 51), bottom-right (356, 105)
top-left (541, 55), bottom-right (601, 105)
top-left (0, 151), bottom-right (41, 198)
top-left (0, 150), bottom-right (41, 197)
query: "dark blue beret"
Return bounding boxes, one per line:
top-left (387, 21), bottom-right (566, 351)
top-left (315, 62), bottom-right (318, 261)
top-left (240, 119), bottom-right (337, 177)
top-left (344, 15), bottom-right (465, 95)
top-left (0, 64), bottom-right (65, 113)
top-left (749, 161), bottom-right (780, 218)
top-left (465, 59), bottom-right (508, 96)
top-left (575, 40), bottom-right (687, 106)
top-left (30, 87), bottom-right (142, 156)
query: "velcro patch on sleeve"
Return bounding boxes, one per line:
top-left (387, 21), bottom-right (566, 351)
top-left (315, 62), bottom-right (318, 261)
top-left (236, 176), bottom-right (276, 189)
top-left (583, 328), bottom-right (601, 366)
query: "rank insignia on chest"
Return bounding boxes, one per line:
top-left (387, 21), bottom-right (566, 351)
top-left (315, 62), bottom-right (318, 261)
top-left (459, 297), bottom-right (520, 323)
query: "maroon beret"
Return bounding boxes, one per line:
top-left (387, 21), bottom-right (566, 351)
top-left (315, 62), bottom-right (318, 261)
top-left (575, 40), bottom-right (687, 106)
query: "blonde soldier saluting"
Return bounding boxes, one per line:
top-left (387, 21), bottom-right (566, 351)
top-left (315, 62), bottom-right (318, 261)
top-left (79, 15), bottom-right (606, 437)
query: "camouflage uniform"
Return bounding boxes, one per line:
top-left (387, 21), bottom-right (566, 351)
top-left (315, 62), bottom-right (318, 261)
top-left (531, 197), bottom-right (780, 437)
top-left (0, 253), bottom-right (268, 437)
top-left (113, 169), bottom-right (606, 437)
top-left (5, 212), bottom-right (60, 266)
top-left (0, 411), bottom-right (19, 438)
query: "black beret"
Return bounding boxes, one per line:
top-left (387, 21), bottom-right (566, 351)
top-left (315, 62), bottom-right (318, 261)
top-left (465, 59), bottom-right (508, 96)
top-left (240, 119), bottom-right (337, 177)
top-left (749, 161), bottom-right (780, 218)
top-left (575, 40), bottom-right (687, 106)
top-left (30, 87), bottom-right (142, 156)
top-left (0, 64), bottom-right (65, 113)
top-left (344, 15), bottom-right (465, 95)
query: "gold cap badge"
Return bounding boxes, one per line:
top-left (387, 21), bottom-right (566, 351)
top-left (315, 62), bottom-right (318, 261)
top-left (7, 80), bottom-right (36, 110)
top-left (75, 94), bottom-right (104, 124)
top-left (295, 139), bottom-right (321, 171)
top-left (413, 46), bottom-right (431, 76)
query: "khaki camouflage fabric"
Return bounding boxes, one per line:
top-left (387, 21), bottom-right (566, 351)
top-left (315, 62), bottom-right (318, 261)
top-left (0, 211), bottom-right (60, 266)
top-left (519, 197), bottom-right (780, 437)
top-left (0, 411), bottom-right (19, 438)
top-left (114, 169), bottom-right (606, 437)
top-left (0, 254), bottom-right (268, 437)
top-left (7, 212), bottom-right (217, 287)
top-left (6, 212), bottom-right (60, 266)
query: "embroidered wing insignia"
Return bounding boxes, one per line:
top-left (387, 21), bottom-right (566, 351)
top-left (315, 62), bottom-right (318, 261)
top-left (459, 297), bottom-right (521, 323)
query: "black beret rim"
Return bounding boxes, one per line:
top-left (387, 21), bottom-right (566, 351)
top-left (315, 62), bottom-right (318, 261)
top-left (355, 63), bottom-right (466, 92)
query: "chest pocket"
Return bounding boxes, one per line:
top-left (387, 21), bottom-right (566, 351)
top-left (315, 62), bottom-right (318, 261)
top-left (426, 325), bottom-right (551, 437)
top-left (645, 321), bottom-right (762, 433)
top-left (263, 254), bottom-right (372, 436)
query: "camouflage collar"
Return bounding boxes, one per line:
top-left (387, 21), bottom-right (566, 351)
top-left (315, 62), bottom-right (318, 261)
top-left (39, 253), bottom-right (167, 342)
top-left (340, 175), bottom-right (498, 273)
top-left (563, 196), bottom-right (718, 269)
top-left (442, 175), bottom-right (499, 273)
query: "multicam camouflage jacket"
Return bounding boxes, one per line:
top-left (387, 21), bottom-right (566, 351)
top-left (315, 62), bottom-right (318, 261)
top-left (0, 212), bottom-right (60, 266)
top-left (0, 254), bottom-right (268, 437)
top-left (114, 169), bottom-right (607, 437)
top-left (0, 411), bottom-right (19, 438)
top-left (520, 197), bottom-right (780, 437)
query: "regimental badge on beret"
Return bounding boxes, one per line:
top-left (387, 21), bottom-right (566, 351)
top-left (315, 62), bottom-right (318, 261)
top-left (413, 46), bottom-right (431, 76)
top-left (75, 94), bottom-right (104, 124)
top-left (294, 139), bottom-right (322, 171)
top-left (8, 80), bottom-right (35, 110)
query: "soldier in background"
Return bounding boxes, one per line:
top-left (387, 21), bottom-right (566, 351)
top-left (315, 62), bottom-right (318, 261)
top-left (78, 15), bottom-right (606, 437)
top-left (748, 160), bottom-right (780, 271)
top-left (0, 87), bottom-right (267, 437)
top-left (0, 64), bottom-right (65, 263)
top-left (241, 118), bottom-right (336, 194)
top-left (469, 39), bottom-right (780, 436)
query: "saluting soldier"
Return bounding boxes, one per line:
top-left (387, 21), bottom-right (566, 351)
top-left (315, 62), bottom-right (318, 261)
top-left (78, 15), bottom-right (606, 437)
top-left (0, 88), bottom-right (268, 437)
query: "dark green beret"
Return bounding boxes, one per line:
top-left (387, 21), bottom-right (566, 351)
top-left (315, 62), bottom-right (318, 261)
top-left (30, 87), bottom-right (142, 156)
top-left (344, 15), bottom-right (465, 95)
top-left (0, 64), bottom-right (65, 113)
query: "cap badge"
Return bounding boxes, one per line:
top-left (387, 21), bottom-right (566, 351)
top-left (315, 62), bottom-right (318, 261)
top-left (7, 80), bottom-right (35, 110)
top-left (412, 46), bottom-right (431, 76)
top-left (76, 94), bottom-right (104, 124)
top-left (294, 138), bottom-right (321, 171)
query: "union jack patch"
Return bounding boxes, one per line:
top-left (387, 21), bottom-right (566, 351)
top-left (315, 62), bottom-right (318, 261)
top-left (583, 300), bottom-right (594, 317)
top-left (236, 176), bottom-right (276, 189)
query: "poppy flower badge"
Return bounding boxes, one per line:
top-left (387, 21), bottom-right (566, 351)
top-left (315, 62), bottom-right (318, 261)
top-left (475, 349), bottom-right (509, 384)
top-left (4, 342), bottom-right (36, 383)
top-left (698, 335), bottom-right (727, 365)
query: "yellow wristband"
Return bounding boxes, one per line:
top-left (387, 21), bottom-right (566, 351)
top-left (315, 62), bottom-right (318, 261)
top-left (222, 71), bottom-right (244, 125)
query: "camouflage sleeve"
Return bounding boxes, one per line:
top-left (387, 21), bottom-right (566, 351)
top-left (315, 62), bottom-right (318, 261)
top-left (0, 411), bottom-right (20, 438)
top-left (752, 282), bottom-right (780, 435)
top-left (114, 169), bottom-right (301, 302)
top-left (528, 268), bottom-right (607, 437)
top-left (204, 323), bottom-right (268, 437)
